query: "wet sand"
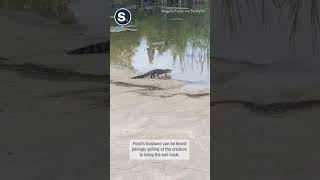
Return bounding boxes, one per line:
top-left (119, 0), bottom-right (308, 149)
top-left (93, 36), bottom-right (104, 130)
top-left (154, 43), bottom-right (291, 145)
top-left (213, 57), bottom-right (320, 180)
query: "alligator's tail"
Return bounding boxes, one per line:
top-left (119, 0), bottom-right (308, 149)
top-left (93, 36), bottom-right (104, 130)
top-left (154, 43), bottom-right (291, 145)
top-left (131, 73), bottom-right (149, 79)
top-left (66, 41), bottom-right (109, 55)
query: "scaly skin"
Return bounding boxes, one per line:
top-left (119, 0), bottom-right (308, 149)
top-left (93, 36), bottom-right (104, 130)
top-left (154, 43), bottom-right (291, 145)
top-left (131, 69), bottom-right (172, 79)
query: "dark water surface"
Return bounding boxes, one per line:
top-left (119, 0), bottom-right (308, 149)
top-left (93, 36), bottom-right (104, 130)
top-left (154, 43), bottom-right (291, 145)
top-left (212, 0), bottom-right (320, 61)
top-left (0, 0), bottom-right (108, 36)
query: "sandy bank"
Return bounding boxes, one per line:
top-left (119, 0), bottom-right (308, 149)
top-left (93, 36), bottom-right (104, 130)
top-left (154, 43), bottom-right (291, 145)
top-left (111, 65), bottom-right (210, 95)
top-left (213, 57), bottom-right (320, 179)
top-left (110, 65), bottom-right (210, 180)
top-left (0, 10), bottom-right (107, 179)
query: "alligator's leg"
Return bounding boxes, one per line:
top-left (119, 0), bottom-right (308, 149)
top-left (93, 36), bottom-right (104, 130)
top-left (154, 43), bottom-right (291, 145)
top-left (157, 74), bottom-right (160, 78)
top-left (165, 73), bottom-right (167, 78)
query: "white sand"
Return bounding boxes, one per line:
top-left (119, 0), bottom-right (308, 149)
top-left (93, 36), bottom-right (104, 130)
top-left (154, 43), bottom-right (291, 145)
top-left (110, 66), bottom-right (210, 180)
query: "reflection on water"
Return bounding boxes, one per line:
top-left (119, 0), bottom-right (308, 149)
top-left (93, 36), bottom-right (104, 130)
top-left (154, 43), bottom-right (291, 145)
top-left (132, 38), bottom-right (209, 83)
top-left (110, 5), bottom-right (210, 87)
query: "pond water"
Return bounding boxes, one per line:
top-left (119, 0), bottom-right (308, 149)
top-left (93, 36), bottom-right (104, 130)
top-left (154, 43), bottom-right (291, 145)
top-left (110, 5), bottom-right (210, 88)
top-left (0, 0), bottom-right (210, 88)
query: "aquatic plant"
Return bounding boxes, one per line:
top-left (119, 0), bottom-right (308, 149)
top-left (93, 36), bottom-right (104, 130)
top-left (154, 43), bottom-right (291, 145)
top-left (111, 4), bottom-right (209, 73)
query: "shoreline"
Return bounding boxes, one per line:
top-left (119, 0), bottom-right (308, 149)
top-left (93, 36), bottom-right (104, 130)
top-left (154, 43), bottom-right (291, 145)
top-left (111, 65), bottom-right (210, 95)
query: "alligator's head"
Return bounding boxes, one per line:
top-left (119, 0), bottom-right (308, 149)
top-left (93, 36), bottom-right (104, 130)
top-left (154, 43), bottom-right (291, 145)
top-left (165, 69), bottom-right (172, 73)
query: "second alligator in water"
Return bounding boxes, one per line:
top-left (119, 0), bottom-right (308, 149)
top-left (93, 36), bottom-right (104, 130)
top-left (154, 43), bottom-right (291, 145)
top-left (131, 69), bottom-right (172, 79)
top-left (67, 41), bottom-right (109, 55)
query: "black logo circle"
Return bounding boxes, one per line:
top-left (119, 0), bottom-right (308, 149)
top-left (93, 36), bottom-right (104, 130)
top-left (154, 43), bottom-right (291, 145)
top-left (114, 8), bottom-right (131, 26)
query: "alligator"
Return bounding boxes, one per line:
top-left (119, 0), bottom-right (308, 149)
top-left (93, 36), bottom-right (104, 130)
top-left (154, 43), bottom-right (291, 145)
top-left (66, 41), bottom-right (109, 55)
top-left (131, 69), bottom-right (172, 79)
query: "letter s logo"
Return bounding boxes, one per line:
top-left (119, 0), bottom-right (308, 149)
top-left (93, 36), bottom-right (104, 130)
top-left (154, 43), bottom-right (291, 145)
top-left (117, 12), bottom-right (126, 22)
top-left (114, 8), bottom-right (131, 26)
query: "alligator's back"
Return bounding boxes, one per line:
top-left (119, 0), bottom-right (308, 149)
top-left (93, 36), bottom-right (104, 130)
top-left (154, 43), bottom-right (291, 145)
top-left (131, 69), bottom-right (171, 79)
top-left (66, 41), bottom-right (109, 55)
